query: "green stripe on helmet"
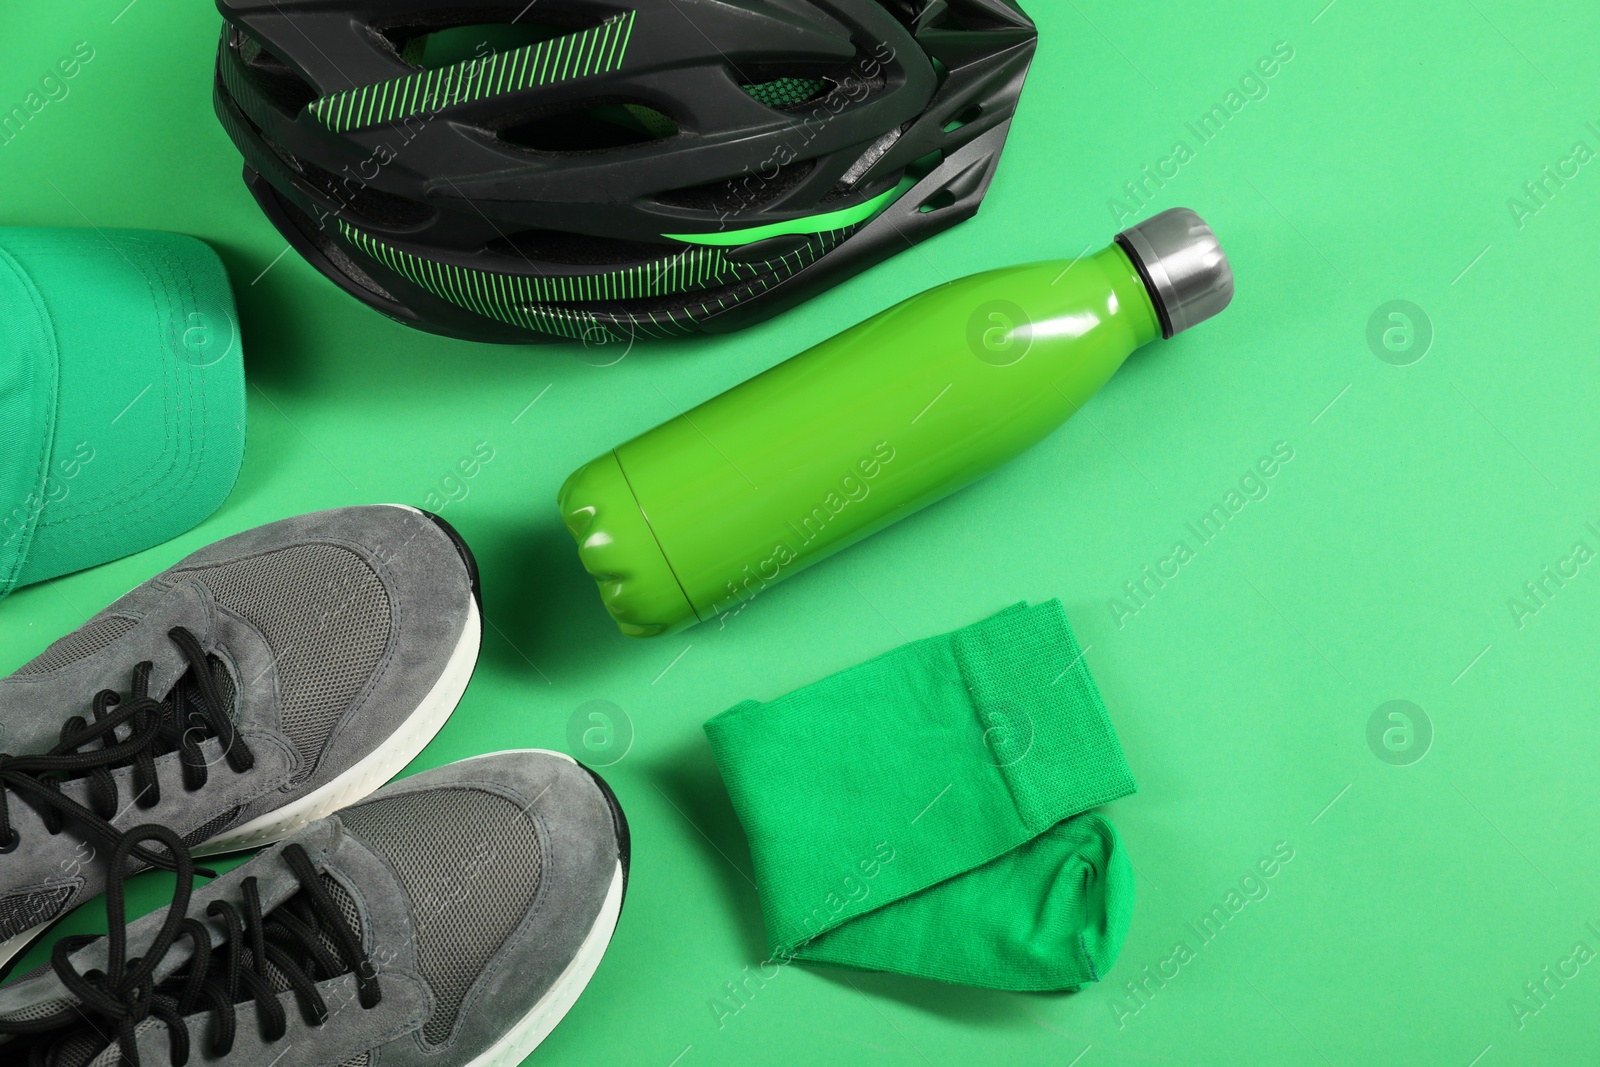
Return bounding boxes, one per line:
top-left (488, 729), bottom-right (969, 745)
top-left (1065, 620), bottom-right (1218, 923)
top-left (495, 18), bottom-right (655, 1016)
top-left (662, 184), bottom-right (903, 247)
top-left (334, 217), bottom-right (854, 338)
top-left (312, 10), bottom-right (637, 133)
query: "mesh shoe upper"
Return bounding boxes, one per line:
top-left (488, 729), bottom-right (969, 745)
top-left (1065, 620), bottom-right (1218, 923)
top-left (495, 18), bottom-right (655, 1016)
top-left (337, 785), bottom-right (544, 1045)
top-left (0, 506), bottom-right (479, 968)
top-left (15, 616), bottom-right (139, 676)
top-left (171, 541), bottom-right (393, 765)
top-left (0, 752), bottom-right (627, 1067)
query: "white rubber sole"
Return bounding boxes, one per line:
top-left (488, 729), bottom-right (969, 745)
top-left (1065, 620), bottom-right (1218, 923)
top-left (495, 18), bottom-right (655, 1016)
top-left (459, 747), bottom-right (577, 766)
top-left (462, 861), bottom-right (625, 1067)
top-left (0, 917), bottom-right (55, 973)
top-left (197, 593), bottom-right (482, 856)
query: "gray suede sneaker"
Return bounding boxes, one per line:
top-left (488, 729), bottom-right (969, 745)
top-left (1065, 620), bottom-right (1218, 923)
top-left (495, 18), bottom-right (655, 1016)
top-left (0, 505), bottom-right (481, 970)
top-left (0, 750), bottom-right (629, 1067)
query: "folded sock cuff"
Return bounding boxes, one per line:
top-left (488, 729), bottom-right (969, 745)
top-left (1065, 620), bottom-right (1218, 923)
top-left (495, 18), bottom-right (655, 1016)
top-left (705, 600), bottom-right (1136, 959)
top-left (952, 600), bottom-right (1136, 832)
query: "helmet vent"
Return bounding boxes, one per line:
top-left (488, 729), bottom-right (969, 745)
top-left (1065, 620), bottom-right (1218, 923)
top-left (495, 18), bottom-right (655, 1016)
top-left (265, 185), bottom-right (399, 304)
top-left (874, 0), bottom-right (924, 27)
top-left (485, 229), bottom-right (678, 267)
top-left (742, 77), bottom-right (828, 110)
top-left (382, 19), bottom-right (582, 70)
top-left (287, 153), bottom-right (437, 229)
top-left (499, 102), bottom-right (677, 152)
top-left (943, 104), bottom-right (983, 133)
top-left (230, 28), bottom-right (317, 116)
top-left (737, 61), bottom-right (887, 113)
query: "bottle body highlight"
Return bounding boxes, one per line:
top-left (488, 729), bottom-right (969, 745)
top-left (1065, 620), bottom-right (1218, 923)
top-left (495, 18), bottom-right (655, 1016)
top-left (561, 208), bottom-right (1232, 636)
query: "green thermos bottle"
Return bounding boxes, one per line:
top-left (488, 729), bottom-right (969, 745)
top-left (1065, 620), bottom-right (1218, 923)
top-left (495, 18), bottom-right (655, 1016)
top-left (560, 208), bottom-right (1234, 637)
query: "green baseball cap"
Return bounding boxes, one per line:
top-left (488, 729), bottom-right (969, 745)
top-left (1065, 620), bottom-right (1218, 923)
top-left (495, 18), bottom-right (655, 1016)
top-left (0, 228), bottom-right (245, 599)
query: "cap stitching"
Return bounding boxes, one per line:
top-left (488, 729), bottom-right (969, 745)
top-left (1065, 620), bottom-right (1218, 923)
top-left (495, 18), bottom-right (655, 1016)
top-left (29, 239), bottom-right (234, 532)
top-left (0, 244), bottom-right (61, 594)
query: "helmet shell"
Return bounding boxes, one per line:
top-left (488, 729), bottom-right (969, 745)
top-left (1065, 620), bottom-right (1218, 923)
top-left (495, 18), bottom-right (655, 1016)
top-left (214, 0), bottom-right (1038, 343)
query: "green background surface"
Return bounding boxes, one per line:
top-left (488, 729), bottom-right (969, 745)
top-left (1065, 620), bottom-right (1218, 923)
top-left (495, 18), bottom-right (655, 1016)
top-left (2, 2), bottom-right (1598, 1064)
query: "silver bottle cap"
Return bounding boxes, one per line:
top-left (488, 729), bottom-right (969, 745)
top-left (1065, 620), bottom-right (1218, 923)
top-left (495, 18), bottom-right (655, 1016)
top-left (1115, 208), bottom-right (1234, 338)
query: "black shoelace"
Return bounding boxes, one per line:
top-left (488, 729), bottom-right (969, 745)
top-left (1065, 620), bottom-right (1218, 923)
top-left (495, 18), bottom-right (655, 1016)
top-left (0, 626), bottom-right (255, 873)
top-left (0, 824), bottom-right (382, 1067)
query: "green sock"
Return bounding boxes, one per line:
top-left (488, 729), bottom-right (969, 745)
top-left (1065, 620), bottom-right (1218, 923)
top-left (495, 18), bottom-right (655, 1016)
top-left (704, 601), bottom-right (1136, 992)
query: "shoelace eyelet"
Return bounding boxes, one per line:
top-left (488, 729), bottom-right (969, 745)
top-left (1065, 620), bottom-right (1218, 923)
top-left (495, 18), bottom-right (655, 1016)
top-left (0, 829), bottom-right (18, 853)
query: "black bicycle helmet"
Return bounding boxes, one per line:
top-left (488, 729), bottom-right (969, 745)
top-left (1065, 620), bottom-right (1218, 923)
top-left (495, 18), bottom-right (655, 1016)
top-left (213, 0), bottom-right (1037, 344)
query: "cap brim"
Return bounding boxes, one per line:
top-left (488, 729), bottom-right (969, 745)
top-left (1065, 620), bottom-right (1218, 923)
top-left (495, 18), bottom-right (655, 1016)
top-left (0, 228), bottom-right (245, 595)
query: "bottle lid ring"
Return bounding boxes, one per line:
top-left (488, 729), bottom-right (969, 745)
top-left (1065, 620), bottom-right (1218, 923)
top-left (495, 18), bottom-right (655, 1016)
top-left (1116, 208), bottom-right (1234, 338)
